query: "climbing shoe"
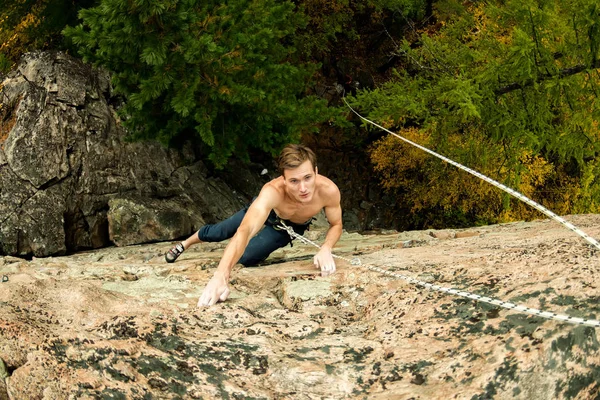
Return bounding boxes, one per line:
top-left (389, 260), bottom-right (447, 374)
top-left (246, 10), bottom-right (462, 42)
top-left (165, 242), bottom-right (185, 263)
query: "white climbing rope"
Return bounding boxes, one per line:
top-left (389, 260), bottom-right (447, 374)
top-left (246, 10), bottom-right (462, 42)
top-left (278, 221), bottom-right (600, 328)
top-left (342, 97), bottom-right (600, 252)
top-left (277, 98), bottom-right (600, 328)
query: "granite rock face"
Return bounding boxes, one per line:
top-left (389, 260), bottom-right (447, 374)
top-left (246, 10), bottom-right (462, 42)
top-left (1, 214), bottom-right (600, 399)
top-left (0, 51), bottom-right (263, 257)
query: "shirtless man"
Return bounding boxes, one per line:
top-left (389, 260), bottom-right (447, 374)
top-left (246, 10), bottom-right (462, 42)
top-left (164, 144), bottom-right (343, 307)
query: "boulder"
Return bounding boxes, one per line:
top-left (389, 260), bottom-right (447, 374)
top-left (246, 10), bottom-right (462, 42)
top-left (0, 51), bottom-right (264, 257)
top-left (107, 195), bottom-right (200, 247)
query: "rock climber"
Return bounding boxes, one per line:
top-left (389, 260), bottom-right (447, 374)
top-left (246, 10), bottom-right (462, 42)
top-left (164, 144), bottom-right (343, 306)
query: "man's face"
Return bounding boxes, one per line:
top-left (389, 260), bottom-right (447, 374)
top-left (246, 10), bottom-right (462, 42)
top-left (283, 160), bottom-right (317, 203)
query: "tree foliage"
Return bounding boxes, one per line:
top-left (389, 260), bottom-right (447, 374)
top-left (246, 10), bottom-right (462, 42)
top-left (0, 0), bottom-right (96, 72)
top-left (65, 0), bottom-right (329, 167)
top-left (349, 0), bottom-right (600, 227)
top-left (294, 0), bottom-right (426, 57)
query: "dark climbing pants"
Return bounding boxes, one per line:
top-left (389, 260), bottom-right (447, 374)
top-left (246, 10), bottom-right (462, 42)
top-left (197, 205), bottom-right (309, 267)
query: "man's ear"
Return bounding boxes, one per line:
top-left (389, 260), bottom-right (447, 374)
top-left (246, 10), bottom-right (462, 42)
top-left (315, 166), bottom-right (319, 175)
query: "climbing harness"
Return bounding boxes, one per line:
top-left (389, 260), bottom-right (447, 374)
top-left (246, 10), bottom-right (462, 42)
top-left (277, 221), bottom-right (600, 328)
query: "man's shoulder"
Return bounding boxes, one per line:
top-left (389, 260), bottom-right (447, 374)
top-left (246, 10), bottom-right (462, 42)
top-left (259, 178), bottom-right (286, 201)
top-left (262, 176), bottom-right (285, 191)
top-left (317, 174), bottom-right (340, 194)
top-left (317, 175), bottom-right (341, 207)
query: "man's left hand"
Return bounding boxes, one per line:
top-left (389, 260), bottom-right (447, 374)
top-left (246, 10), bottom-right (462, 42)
top-left (314, 247), bottom-right (336, 277)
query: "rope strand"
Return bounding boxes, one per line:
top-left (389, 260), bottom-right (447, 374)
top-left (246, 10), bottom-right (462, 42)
top-left (277, 99), bottom-right (600, 327)
top-left (342, 97), bottom-right (600, 251)
top-left (281, 93), bottom-right (600, 326)
top-left (278, 221), bottom-right (600, 328)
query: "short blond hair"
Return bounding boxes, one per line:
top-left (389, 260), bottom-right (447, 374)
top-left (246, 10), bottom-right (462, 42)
top-left (277, 144), bottom-right (317, 175)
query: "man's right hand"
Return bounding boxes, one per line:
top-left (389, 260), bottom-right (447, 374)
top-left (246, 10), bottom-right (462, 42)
top-left (198, 273), bottom-right (230, 307)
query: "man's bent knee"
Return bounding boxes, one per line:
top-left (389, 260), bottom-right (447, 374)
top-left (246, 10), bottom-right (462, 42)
top-left (239, 254), bottom-right (266, 267)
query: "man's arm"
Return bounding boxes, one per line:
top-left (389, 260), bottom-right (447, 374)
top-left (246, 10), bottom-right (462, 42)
top-left (198, 186), bottom-right (279, 307)
top-left (313, 186), bottom-right (343, 276)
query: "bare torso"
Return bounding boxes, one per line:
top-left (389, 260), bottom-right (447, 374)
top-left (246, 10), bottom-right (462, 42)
top-left (264, 175), bottom-right (337, 224)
